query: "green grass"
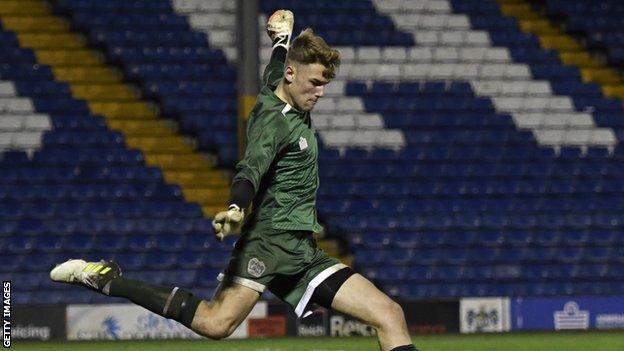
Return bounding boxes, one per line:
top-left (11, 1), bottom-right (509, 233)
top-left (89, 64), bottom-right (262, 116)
top-left (12, 331), bottom-right (624, 351)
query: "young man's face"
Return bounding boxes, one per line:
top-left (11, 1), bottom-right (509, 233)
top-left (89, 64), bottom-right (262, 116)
top-left (285, 62), bottom-right (330, 112)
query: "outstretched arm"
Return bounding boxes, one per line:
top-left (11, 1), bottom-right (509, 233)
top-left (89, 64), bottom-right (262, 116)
top-left (262, 9), bottom-right (294, 88)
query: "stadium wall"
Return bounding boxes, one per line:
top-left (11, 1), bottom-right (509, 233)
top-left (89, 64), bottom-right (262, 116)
top-left (11, 296), bottom-right (624, 342)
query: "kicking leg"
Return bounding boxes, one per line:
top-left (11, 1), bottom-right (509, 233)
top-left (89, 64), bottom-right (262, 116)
top-left (189, 281), bottom-right (259, 339)
top-left (50, 259), bottom-right (260, 340)
top-left (330, 273), bottom-right (415, 351)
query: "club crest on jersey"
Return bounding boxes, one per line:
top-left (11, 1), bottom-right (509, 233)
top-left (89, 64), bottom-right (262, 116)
top-left (247, 258), bottom-right (266, 278)
top-left (299, 136), bottom-right (308, 150)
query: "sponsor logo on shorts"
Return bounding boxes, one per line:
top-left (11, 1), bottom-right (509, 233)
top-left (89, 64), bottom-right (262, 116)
top-left (247, 258), bottom-right (266, 278)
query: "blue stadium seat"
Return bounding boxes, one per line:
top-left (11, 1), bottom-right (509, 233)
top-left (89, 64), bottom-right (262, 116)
top-left (196, 268), bottom-right (223, 287)
top-left (126, 234), bottom-right (156, 252)
top-left (0, 255), bottom-right (23, 272)
top-left (177, 252), bottom-right (205, 269)
top-left (35, 235), bottom-right (65, 253)
top-left (155, 234), bottom-right (186, 252)
top-left (113, 253), bottom-right (146, 270)
top-left (6, 236), bottom-right (35, 254)
top-left (204, 251), bottom-right (231, 268)
top-left (145, 252), bottom-right (177, 269)
top-left (93, 235), bottom-right (126, 253)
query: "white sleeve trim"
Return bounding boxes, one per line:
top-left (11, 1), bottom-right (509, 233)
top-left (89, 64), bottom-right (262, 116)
top-left (217, 273), bottom-right (266, 293)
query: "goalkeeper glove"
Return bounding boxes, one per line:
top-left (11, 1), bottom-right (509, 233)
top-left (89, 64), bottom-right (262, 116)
top-left (267, 9), bottom-right (294, 49)
top-left (212, 204), bottom-right (244, 242)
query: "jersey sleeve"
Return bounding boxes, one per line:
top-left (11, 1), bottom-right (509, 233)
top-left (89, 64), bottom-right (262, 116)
top-left (262, 59), bottom-right (285, 89)
top-left (233, 111), bottom-right (291, 192)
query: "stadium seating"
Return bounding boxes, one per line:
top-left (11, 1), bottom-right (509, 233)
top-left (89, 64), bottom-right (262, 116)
top-left (0, 0), bottom-right (232, 304)
top-left (51, 0), bottom-right (239, 166)
top-left (307, 0), bottom-right (623, 298)
top-left (2, 0), bottom-right (624, 305)
top-left (546, 1), bottom-right (624, 68)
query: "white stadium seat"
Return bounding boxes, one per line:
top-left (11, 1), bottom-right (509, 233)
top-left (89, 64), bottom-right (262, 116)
top-left (355, 114), bottom-right (385, 129)
top-left (563, 129), bottom-right (591, 145)
top-left (313, 98), bottom-right (336, 113)
top-left (0, 116), bottom-right (22, 131)
top-left (12, 132), bottom-right (41, 149)
top-left (339, 47), bottom-right (356, 63)
top-left (453, 64), bottom-right (479, 79)
top-left (493, 97), bottom-right (523, 111)
top-left (0, 82), bottom-right (16, 97)
top-left (402, 64), bottom-right (430, 79)
top-left (377, 64), bottom-right (402, 79)
top-left (446, 15), bottom-right (470, 30)
top-left (356, 47), bottom-right (382, 62)
top-left (485, 48), bottom-right (510, 62)
top-left (433, 47), bottom-right (459, 62)
top-left (513, 113), bottom-right (544, 129)
top-left (324, 80), bottom-right (345, 97)
top-left (426, 0), bottom-right (451, 13)
top-left (408, 47), bottom-right (433, 62)
top-left (429, 64), bottom-right (455, 79)
top-left (381, 47), bottom-right (408, 62)
top-left (24, 115), bottom-right (52, 131)
top-left (505, 65), bottom-right (531, 79)
top-left (415, 31), bottom-right (439, 45)
top-left (0, 133), bottom-right (13, 148)
top-left (590, 129), bottom-right (617, 145)
top-left (332, 115), bottom-right (356, 129)
top-left (465, 31), bottom-right (490, 46)
top-left (337, 98), bottom-right (364, 112)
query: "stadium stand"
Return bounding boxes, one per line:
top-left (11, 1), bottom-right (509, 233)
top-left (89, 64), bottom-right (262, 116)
top-left (1, 0), bottom-right (623, 305)
top-left (258, 0), bottom-right (624, 298)
top-left (0, 0), bottom-right (231, 304)
top-left (51, 0), bottom-right (239, 168)
top-left (545, 1), bottom-right (624, 80)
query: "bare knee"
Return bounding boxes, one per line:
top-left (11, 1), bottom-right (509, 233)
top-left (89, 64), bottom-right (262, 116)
top-left (371, 299), bottom-right (406, 330)
top-left (192, 309), bottom-right (239, 340)
top-left (189, 285), bottom-right (259, 340)
top-left (194, 316), bottom-right (237, 340)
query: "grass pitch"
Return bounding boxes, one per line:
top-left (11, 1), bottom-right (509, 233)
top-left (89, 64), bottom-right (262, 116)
top-left (12, 331), bottom-right (624, 351)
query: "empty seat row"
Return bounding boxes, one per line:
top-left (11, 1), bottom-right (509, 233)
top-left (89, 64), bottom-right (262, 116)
top-left (0, 201), bottom-right (200, 219)
top-left (0, 217), bottom-right (213, 236)
top-left (350, 230), bottom-right (622, 249)
top-left (363, 263), bottom-right (624, 282)
top-left (335, 213), bottom-right (624, 232)
top-left (57, 0), bottom-right (173, 12)
top-left (125, 63), bottom-right (236, 81)
top-left (4, 234), bottom-right (231, 256)
top-left (0, 182), bottom-right (182, 201)
top-left (318, 163), bottom-right (624, 180)
top-left (354, 247), bottom-right (623, 266)
top-left (90, 30), bottom-right (207, 47)
top-left (144, 81), bottom-right (235, 98)
top-left (108, 46), bottom-right (226, 64)
top-left (384, 281), bottom-right (624, 299)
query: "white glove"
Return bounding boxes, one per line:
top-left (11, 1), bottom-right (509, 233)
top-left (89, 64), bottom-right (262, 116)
top-left (212, 204), bottom-right (244, 242)
top-left (267, 9), bottom-right (294, 49)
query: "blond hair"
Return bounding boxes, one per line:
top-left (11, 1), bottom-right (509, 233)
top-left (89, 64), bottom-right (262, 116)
top-left (287, 28), bottom-right (341, 79)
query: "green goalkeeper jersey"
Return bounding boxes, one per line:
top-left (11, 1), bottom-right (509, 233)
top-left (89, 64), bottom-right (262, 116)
top-left (232, 59), bottom-right (323, 233)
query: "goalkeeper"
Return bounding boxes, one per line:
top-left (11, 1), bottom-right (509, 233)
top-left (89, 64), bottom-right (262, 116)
top-left (50, 10), bottom-right (416, 351)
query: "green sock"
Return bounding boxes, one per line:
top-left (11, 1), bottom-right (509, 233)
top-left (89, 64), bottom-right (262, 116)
top-left (106, 277), bottom-right (201, 328)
